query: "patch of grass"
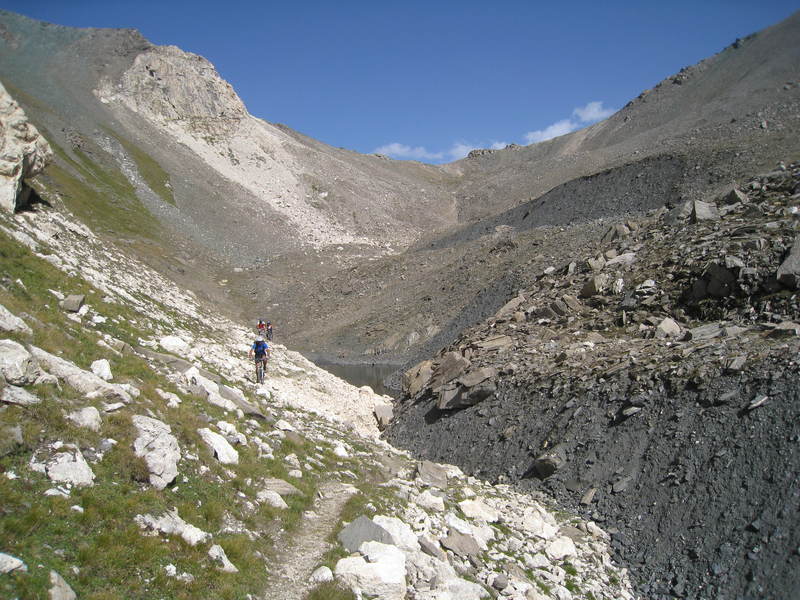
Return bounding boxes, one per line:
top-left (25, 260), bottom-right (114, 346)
top-left (102, 126), bottom-right (176, 207)
top-left (306, 581), bottom-right (356, 600)
top-left (36, 134), bottom-right (163, 242)
top-left (563, 562), bottom-right (578, 576)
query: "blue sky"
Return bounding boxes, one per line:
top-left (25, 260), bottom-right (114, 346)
top-left (5, 1), bottom-right (799, 163)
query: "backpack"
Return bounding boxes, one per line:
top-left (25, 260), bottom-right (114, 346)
top-left (254, 341), bottom-right (268, 357)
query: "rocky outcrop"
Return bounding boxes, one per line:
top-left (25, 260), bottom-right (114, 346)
top-left (0, 81), bottom-right (52, 212)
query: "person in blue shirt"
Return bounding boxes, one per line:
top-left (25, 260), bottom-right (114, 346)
top-left (248, 336), bottom-right (270, 382)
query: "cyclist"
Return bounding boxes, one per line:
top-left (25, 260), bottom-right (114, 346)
top-left (257, 319), bottom-right (266, 336)
top-left (266, 321), bottom-right (274, 341)
top-left (248, 336), bottom-right (270, 383)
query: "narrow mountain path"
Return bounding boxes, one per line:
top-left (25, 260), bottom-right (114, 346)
top-left (263, 481), bottom-right (358, 600)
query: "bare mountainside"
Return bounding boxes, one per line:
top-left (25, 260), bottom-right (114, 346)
top-left (1, 9), bottom-right (799, 363)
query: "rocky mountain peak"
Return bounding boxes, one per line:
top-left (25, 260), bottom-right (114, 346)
top-left (95, 44), bottom-right (248, 137)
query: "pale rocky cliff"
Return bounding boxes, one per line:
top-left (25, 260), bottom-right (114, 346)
top-left (0, 81), bottom-right (52, 212)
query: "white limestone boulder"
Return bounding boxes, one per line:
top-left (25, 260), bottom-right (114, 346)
top-left (208, 544), bottom-right (238, 573)
top-left (458, 499), bottom-right (500, 523)
top-left (29, 346), bottom-right (132, 403)
top-left (134, 508), bottom-right (211, 546)
top-left (414, 489), bottom-right (445, 512)
top-left (132, 415), bottom-right (181, 489)
top-left (545, 536), bottom-right (578, 561)
top-left (310, 565), bottom-right (334, 584)
top-left (1, 384), bottom-right (41, 406)
top-left (45, 449), bottom-right (95, 487)
top-left (48, 570), bottom-right (77, 600)
top-left (159, 335), bottom-right (190, 355)
top-left (0, 81), bottom-right (53, 212)
top-left (198, 428), bottom-right (239, 464)
top-left (0, 303), bottom-right (32, 335)
top-left (256, 489), bottom-right (288, 509)
top-left (0, 339), bottom-right (39, 384)
top-left (373, 515), bottom-right (420, 552)
top-left (66, 406), bottom-right (102, 432)
top-left (0, 552), bottom-right (27, 573)
top-left (519, 507), bottom-right (559, 540)
top-left (184, 366), bottom-right (236, 412)
top-left (91, 359), bottom-right (113, 381)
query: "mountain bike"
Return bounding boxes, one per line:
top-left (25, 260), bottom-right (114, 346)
top-left (255, 357), bottom-right (267, 384)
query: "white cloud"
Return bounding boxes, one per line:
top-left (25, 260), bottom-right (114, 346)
top-left (573, 101), bottom-right (615, 122)
top-left (373, 142), bottom-right (443, 161)
top-left (524, 101), bottom-right (615, 145)
top-left (448, 142), bottom-right (477, 160)
top-left (524, 119), bottom-right (578, 144)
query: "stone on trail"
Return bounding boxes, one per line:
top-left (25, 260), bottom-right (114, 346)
top-left (0, 552), bottom-right (27, 574)
top-left (208, 544), bottom-right (238, 573)
top-left (197, 428), bottom-right (239, 464)
top-left (67, 406), bottom-right (102, 431)
top-left (415, 460), bottom-right (449, 489)
top-left (310, 565), bottom-right (334, 584)
top-left (335, 541), bottom-right (407, 600)
top-left (338, 515), bottom-right (393, 553)
top-left (132, 415), bottom-right (181, 489)
top-left (60, 294), bottom-right (85, 313)
top-left (91, 358), bottom-right (113, 381)
top-left (0, 303), bottom-right (32, 335)
top-left (48, 570), bottom-right (77, 600)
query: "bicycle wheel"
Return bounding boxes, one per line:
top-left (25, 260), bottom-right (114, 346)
top-left (257, 361), bottom-right (266, 384)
